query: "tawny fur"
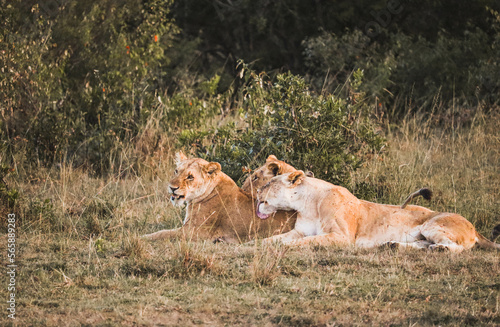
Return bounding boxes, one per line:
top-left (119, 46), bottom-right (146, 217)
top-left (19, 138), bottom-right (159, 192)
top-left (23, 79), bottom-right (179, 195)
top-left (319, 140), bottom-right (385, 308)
top-left (257, 171), bottom-right (500, 252)
top-left (143, 154), bottom-right (297, 243)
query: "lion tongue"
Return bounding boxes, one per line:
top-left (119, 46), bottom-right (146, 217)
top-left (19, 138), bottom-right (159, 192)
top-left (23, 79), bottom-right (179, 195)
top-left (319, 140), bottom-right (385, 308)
top-left (256, 201), bottom-right (270, 220)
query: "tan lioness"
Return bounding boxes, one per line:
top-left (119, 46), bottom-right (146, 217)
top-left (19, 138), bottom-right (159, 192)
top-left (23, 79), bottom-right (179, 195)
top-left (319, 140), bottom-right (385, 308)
top-left (256, 171), bottom-right (500, 252)
top-left (241, 155), bottom-right (303, 194)
top-left (142, 153), bottom-right (297, 243)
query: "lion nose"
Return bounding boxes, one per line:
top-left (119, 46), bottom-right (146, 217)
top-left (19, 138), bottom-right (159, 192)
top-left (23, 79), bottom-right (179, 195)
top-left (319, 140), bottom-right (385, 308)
top-left (169, 186), bottom-right (179, 194)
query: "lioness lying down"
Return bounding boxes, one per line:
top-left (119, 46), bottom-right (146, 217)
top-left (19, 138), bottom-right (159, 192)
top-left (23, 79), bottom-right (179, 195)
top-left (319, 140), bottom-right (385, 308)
top-left (256, 171), bottom-right (500, 252)
top-left (142, 153), bottom-right (297, 243)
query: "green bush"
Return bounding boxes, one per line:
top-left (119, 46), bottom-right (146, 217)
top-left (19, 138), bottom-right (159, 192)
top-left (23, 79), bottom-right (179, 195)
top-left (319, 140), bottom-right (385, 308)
top-left (3, 0), bottom-right (497, 181)
top-left (302, 9), bottom-right (500, 114)
top-left (180, 66), bottom-right (385, 187)
top-left (0, 0), bottom-right (181, 171)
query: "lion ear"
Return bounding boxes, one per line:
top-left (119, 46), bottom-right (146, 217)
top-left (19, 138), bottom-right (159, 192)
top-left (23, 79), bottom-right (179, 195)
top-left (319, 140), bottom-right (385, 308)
top-left (175, 151), bottom-right (188, 165)
top-left (205, 162), bottom-right (221, 175)
top-left (266, 155), bottom-right (278, 162)
top-left (288, 170), bottom-right (305, 186)
top-left (305, 170), bottom-right (314, 178)
top-left (267, 162), bottom-right (282, 176)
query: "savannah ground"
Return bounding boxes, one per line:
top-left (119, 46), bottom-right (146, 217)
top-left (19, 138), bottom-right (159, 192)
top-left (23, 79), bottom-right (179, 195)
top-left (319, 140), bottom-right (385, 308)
top-left (1, 108), bottom-right (499, 326)
top-left (2, 2), bottom-right (500, 326)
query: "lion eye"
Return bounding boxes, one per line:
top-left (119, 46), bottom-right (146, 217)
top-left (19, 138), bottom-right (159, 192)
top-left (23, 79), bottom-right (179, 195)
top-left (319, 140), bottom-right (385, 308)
top-left (187, 174), bottom-right (194, 181)
top-left (252, 176), bottom-right (258, 181)
top-left (174, 169), bottom-right (178, 175)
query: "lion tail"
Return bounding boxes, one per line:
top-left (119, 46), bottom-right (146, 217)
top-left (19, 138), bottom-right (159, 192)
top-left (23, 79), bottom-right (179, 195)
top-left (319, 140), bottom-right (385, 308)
top-left (491, 223), bottom-right (500, 242)
top-left (401, 188), bottom-right (433, 209)
top-left (476, 226), bottom-right (500, 250)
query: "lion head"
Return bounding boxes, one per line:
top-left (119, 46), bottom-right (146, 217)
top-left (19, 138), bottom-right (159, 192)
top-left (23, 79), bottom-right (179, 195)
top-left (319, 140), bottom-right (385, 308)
top-left (242, 155), bottom-right (307, 194)
top-left (168, 152), bottom-right (222, 207)
top-left (256, 170), bottom-right (306, 219)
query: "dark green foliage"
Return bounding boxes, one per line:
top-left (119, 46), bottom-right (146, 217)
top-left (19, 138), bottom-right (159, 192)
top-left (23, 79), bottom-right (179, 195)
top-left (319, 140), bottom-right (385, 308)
top-left (0, 0), bottom-right (180, 170)
top-left (1, 0), bottom-right (498, 177)
top-left (303, 20), bottom-right (500, 113)
top-left (174, 0), bottom-right (500, 72)
top-left (174, 0), bottom-right (500, 112)
top-left (160, 74), bottom-right (226, 130)
top-left (180, 67), bottom-right (385, 186)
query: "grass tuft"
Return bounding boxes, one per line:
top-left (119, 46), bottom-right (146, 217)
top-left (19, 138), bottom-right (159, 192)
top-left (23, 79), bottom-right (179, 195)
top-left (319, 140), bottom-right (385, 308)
top-left (249, 243), bottom-right (289, 286)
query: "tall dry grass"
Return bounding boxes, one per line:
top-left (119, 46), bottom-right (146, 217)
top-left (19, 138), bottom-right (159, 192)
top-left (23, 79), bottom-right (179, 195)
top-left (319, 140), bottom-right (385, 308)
top-left (352, 107), bottom-right (499, 234)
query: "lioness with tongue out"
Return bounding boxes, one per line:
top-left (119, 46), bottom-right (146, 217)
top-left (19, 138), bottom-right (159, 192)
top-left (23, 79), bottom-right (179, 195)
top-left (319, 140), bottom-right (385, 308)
top-left (256, 171), bottom-right (500, 252)
top-left (143, 153), bottom-right (297, 243)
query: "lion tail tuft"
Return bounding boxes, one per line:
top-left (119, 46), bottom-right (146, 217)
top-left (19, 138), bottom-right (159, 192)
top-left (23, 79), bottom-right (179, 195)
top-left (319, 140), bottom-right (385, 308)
top-left (419, 188), bottom-right (433, 201)
top-left (401, 188), bottom-right (433, 209)
top-left (490, 223), bottom-right (500, 242)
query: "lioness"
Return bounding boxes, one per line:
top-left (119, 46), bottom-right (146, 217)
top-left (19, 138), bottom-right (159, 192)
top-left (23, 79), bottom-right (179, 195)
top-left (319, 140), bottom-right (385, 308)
top-left (256, 171), bottom-right (500, 252)
top-left (242, 155), bottom-right (301, 194)
top-left (142, 153), bottom-right (297, 243)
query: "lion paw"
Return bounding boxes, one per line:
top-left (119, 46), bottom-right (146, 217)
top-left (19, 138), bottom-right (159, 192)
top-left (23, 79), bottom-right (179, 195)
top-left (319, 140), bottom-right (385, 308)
top-left (429, 244), bottom-right (449, 252)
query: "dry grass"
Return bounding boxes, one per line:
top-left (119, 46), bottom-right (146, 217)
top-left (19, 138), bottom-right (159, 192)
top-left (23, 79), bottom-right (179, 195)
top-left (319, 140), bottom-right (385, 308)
top-left (2, 239), bottom-right (499, 326)
top-left (249, 244), bottom-right (289, 286)
top-left (353, 107), bottom-right (499, 234)
top-left (1, 108), bottom-right (499, 326)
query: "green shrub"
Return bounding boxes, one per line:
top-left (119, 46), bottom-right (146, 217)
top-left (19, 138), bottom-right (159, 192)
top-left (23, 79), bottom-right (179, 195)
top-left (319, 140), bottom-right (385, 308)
top-left (302, 8), bottom-right (500, 114)
top-left (0, 0), bottom-right (181, 171)
top-left (180, 66), bottom-right (385, 187)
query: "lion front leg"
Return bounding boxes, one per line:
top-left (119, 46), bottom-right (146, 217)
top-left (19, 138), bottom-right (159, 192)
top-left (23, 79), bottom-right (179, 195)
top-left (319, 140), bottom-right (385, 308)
top-left (142, 227), bottom-right (182, 241)
top-left (261, 229), bottom-right (305, 245)
top-left (287, 231), bottom-right (352, 247)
